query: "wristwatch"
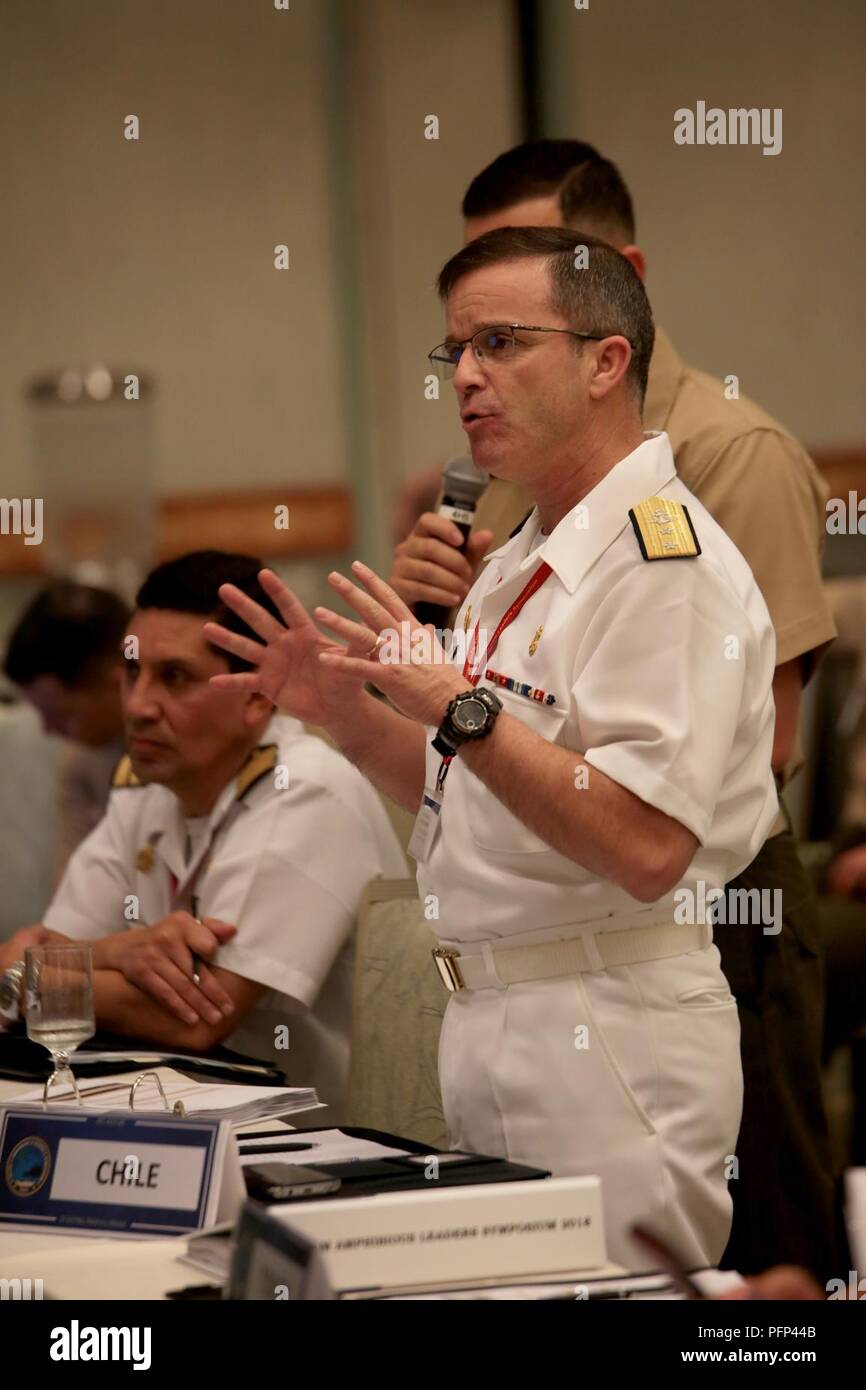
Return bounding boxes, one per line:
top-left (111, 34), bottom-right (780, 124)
top-left (433, 688), bottom-right (503, 757)
top-left (0, 960), bottom-right (26, 1023)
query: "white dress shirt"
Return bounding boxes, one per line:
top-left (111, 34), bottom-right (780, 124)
top-left (44, 715), bottom-right (407, 1116)
top-left (417, 431), bottom-right (778, 943)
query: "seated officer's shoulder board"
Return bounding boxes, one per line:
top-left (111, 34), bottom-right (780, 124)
top-left (111, 754), bottom-right (143, 789)
top-left (236, 743), bottom-right (279, 800)
top-left (628, 494), bottom-right (701, 562)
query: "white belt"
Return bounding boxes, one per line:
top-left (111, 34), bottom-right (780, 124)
top-left (432, 921), bottom-right (710, 992)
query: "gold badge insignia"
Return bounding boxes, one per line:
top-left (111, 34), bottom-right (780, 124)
top-left (528, 625), bottom-right (543, 657)
top-left (135, 845), bottom-right (155, 873)
top-left (111, 754), bottom-right (142, 789)
top-left (628, 495), bottom-right (701, 562)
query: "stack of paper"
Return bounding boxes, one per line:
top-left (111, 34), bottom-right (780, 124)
top-left (15, 1067), bottom-right (321, 1124)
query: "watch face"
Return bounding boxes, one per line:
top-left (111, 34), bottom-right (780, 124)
top-left (453, 696), bottom-right (487, 734)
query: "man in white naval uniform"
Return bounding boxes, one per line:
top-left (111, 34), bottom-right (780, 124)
top-left (0, 552), bottom-right (405, 1119)
top-left (204, 229), bottom-right (777, 1268)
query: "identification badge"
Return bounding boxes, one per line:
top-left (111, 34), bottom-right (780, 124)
top-left (407, 786), bottom-right (443, 863)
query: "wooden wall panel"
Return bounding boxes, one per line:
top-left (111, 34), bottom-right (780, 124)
top-left (0, 486), bottom-right (352, 576)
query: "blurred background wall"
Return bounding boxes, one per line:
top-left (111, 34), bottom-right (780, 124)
top-left (2, 0), bottom-right (863, 626)
top-left (538, 0), bottom-right (866, 446)
top-left (0, 0), bottom-right (520, 618)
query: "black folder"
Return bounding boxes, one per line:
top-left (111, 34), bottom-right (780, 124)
top-left (246, 1125), bottom-right (550, 1197)
top-left (0, 1026), bottom-right (286, 1087)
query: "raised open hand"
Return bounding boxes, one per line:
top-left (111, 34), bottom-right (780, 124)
top-left (315, 561), bottom-right (466, 727)
top-left (204, 569), bottom-right (375, 726)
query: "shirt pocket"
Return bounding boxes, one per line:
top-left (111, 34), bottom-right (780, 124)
top-left (464, 686), bottom-right (568, 855)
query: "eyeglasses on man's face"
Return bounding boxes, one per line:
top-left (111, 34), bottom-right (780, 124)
top-left (427, 323), bottom-right (619, 381)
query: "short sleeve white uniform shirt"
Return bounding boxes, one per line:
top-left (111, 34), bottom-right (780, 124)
top-left (44, 715), bottom-right (407, 1114)
top-left (417, 432), bottom-right (778, 944)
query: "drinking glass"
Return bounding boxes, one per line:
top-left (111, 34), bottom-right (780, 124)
top-left (24, 944), bottom-right (94, 1105)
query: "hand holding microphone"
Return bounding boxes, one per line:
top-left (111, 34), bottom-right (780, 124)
top-left (389, 455), bottom-right (493, 627)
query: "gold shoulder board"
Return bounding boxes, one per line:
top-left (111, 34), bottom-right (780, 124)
top-left (628, 495), bottom-right (701, 561)
top-left (236, 743), bottom-right (279, 800)
top-left (111, 754), bottom-right (142, 789)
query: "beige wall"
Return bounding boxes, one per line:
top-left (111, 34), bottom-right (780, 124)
top-left (3, 0), bottom-right (350, 502)
top-left (1, 0), bottom-right (520, 589)
top-left (540, 0), bottom-right (866, 447)
top-left (333, 0), bottom-right (521, 567)
top-left (5, 0), bottom-right (858, 587)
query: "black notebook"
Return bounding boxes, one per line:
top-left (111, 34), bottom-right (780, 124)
top-left (246, 1125), bottom-right (550, 1197)
top-left (0, 1026), bottom-right (286, 1087)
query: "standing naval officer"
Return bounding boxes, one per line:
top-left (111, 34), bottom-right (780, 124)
top-left (389, 141), bottom-right (839, 1282)
top-left (205, 227), bottom-right (777, 1269)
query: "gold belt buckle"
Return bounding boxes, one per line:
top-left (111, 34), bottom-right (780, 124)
top-left (432, 947), bottom-right (464, 992)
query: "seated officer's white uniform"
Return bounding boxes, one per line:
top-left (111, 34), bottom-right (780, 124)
top-left (44, 714), bottom-right (406, 1119)
top-left (419, 430), bottom-right (777, 1270)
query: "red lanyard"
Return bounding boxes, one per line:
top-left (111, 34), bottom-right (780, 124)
top-left (462, 560), bottom-right (553, 685)
top-left (431, 559), bottom-right (553, 795)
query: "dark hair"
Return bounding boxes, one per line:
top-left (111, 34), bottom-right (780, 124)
top-left (437, 225), bottom-right (654, 403)
top-left (462, 139), bottom-right (636, 243)
top-left (3, 582), bottom-right (130, 688)
top-left (135, 550), bottom-right (281, 674)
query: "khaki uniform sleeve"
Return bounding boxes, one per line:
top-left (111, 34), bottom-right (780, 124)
top-left (692, 430), bottom-right (836, 678)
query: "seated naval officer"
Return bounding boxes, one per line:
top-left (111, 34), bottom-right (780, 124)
top-left (0, 551), bottom-right (405, 1117)
top-left (203, 228), bottom-right (778, 1269)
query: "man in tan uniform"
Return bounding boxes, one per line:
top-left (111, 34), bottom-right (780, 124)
top-left (390, 140), bottom-right (840, 1280)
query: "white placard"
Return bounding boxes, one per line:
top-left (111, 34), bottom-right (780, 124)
top-left (50, 1138), bottom-right (206, 1210)
top-left (274, 1176), bottom-right (605, 1291)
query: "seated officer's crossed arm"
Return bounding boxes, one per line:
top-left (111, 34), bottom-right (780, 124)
top-left (1, 911), bottom-right (262, 1045)
top-left (93, 964), bottom-right (265, 1053)
top-left (0, 915), bottom-right (264, 1053)
top-left (90, 912), bottom-right (265, 1052)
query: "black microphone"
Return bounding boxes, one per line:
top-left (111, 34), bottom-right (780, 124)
top-left (415, 454), bottom-right (490, 630)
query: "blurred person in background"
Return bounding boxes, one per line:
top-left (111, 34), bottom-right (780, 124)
top-left (815, 579), bottom-right (866, 1078)
top-left (3, 581), bottom-right (128, 877)
top-left (0, 552), bottom-right (405, 1116)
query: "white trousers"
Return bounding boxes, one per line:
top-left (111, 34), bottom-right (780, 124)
top-left (438, 942), bottom-right (743, 1272)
